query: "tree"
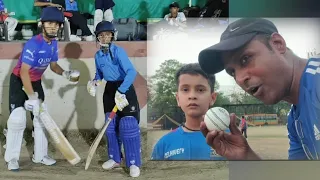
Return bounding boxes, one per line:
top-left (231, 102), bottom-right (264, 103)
top-left (227, 84), bottom-right (291, 116)
top-left (214, 81), bottom-right (231, 106)
top-left (307, 48), bottom-right (319, 58)
top-left (148, 59), bottom-right (184, 118)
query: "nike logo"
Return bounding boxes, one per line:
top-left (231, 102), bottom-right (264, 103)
top-left (230, 27), bottom-right (240, 32)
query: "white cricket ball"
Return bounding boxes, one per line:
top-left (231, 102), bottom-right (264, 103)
top-left (204, 107), bottom-right (230, 131)
top-left (70, 70), bottom-right (80, 82)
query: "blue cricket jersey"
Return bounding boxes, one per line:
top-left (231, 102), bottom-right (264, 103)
top-left (65, 0), bottom-right (78, 11)
top-left (93, 44), bottom-right (137, 94)
top-left (0, 0), bottom-right (5, 11)
top-left (151, 126), bottom-right (230, 160)
top-left (287, 57), bottom-right (320, 160)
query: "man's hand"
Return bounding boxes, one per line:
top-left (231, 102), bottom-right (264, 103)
top-left (24, 92), bottom-right (41, 117)
top-left (50, 3), bottom-right (62, 8)
top-left (114, 91), bottom-right (129, 111)
top-left (0, 11), bottom-right (8, 16)
top-left (200, 113), bottom-right (260, 160)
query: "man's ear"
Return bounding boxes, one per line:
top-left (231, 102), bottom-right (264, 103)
top-left (175, 92), bottom-right (180, 107)
top-left (270, 32), bottom-right (287, 54)
top-left (210, 92), bottom-right (217, 106)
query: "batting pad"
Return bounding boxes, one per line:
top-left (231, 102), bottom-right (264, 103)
top-left (4, 107), bottom-right (26, 162)
top-left (105, 113), bottom-right (121, 163)
top-left (119, 116), bottom-right (141, 167)
top-left (33, 117), bottom-right (48, 162)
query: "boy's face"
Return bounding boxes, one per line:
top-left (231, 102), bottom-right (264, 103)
top-left (170, 7), bottom-right (179, 14)
top-left (176, 74), bottom-right (217, 118)
top-left (98, 31), bottom-right (113, 44)
top-left (222, 33), bottom-right (292, 105)
top-left (42, 21), bottom-right (60, 38)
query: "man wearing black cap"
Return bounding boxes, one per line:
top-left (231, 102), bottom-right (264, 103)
top-left (164, 2), bottom-right (187, 28)
top-left (198, 18), bottom-right (320, 160)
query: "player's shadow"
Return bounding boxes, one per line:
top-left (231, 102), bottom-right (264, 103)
top-left (0, 43), bottom-right (54, 159)
top-left (58, 42), bottom-right (98, 146)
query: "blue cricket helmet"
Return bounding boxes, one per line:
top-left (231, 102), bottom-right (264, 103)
top-left (94, 21), bottom-right (116, 36)
top-left (40, 7), bottom-right (64, 23)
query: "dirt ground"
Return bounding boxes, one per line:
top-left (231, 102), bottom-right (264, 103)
top-left (0, 127), bottom-right (227, 180)
top-left (147, 125), bottom-right (289, 180)
top-left (0, 125), bottom-right (288, 180)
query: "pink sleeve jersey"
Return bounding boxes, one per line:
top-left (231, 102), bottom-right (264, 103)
top-left (12, 34), bottom-right (59, 81)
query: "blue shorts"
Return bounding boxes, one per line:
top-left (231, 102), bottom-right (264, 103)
top-left (95, 0), bottom-right (115, 10)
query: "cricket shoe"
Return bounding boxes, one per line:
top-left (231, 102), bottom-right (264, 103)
top-left (102, 159), bottom-right (120, 170)
top-left (7, 159), bottom-right (19, 171)
top-left (32, 155), bottom-right (56, 166)
top-left (70, 35), bottom-right (81, 42)
top-left (84, 35), bottom-right (94, 41)
top-left (129, 165), bottom-right (140, 177)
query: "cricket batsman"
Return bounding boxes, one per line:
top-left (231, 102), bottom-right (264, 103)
top-left (4, 7), bottom-right (80, 171)
top-left (87, 21), bottom-right (141, 177)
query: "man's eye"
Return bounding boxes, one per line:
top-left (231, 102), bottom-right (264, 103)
top-left (227, 69), bottom-right (235, 77)
top-left (240, 55), bottom-right (250, 66)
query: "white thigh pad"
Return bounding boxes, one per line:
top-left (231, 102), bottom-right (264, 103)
top-left (4, 107), bottom-right (26, 162)
top-left (104, 9), bottom-right (114, 22)
top-left (94, 9), bottom-right (104, 30)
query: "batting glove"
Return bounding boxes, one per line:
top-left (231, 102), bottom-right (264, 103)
top-left (114, 91), bottom-right (129, 111)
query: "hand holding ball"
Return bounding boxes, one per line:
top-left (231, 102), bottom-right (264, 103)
top-left (204, 107), bottom-right (230, 131)
top-left (63, 70), bottom-right (80, 84)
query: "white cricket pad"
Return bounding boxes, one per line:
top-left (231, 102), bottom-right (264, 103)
top-left (104, 9), bottom-right (114, 22)
top-left (94, 9), bottom-right (104, 30)
top-left (33, 116), bottom-right (49, 162)
top-left (4, 107), bottom-right (26, 162)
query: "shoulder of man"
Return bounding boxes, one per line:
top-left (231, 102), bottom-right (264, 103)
top-left (302, 58), bottom-right (320, 92)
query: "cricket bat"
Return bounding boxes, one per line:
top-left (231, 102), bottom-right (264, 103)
top-left (39, 108), bottom-right (81, 165)
top-left (85, 105), bottom-right (118, 170)
top-left (22, 88), bottom-right (81, 165)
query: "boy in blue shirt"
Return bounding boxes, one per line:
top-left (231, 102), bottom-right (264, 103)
top-left (151, 63), bottom-right (229, 160)
top-left (198, 18), bottom-right (320, 160)
top-left (87, 21), bottom-right (141, 177)
top-left (64, 0), bottom-right (93, 41)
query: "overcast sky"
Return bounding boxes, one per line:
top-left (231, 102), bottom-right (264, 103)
top-left (148, 18), bottom-right (320, 92)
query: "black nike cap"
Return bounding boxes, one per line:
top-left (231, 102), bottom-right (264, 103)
top-left (198, 18), bottom-right (278, 74)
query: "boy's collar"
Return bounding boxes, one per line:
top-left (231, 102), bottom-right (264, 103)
top-left (182, 123), bottom-right (200, 132)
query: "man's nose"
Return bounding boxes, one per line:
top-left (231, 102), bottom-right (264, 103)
top-left (235, 69), bottom-right (250, 87)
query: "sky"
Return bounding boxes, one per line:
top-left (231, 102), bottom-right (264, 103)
top-left (148, 18), bottom-right (320, 93)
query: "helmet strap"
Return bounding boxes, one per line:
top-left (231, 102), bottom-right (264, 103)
top-left (101, 43), bottom-right (110, 53)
